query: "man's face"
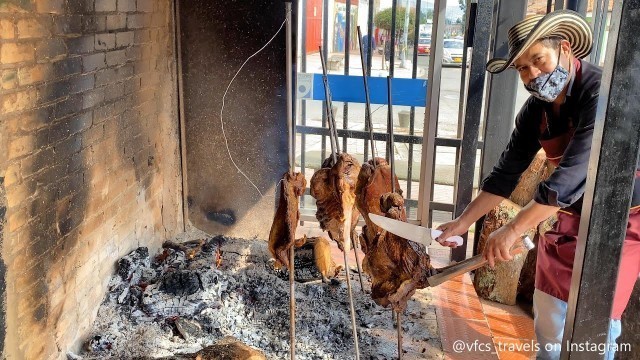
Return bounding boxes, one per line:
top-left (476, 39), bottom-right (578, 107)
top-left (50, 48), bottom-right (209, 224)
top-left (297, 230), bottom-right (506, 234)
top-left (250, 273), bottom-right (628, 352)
top-left (513, 39), bottom-right (571, 85)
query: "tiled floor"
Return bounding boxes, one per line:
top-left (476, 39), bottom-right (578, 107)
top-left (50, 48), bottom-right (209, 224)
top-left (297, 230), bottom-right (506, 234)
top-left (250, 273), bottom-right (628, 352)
top-left (297, 221), bottom-right (537, 360)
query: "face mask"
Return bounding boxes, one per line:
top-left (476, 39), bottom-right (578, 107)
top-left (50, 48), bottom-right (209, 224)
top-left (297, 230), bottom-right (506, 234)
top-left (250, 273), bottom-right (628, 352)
top-left (524, 49), bottom-right (570, 102)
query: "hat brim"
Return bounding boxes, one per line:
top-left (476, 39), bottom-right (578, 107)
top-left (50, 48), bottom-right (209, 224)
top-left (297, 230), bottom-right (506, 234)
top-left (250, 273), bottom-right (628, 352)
top-left (486, 10), bottom-right (593, 74)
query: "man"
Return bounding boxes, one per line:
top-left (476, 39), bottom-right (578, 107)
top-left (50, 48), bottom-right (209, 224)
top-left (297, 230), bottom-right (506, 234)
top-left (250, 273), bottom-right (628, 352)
top-left (362, 33), bottom-right (376, 70)
top-left (435, 10), bottom-right (640, 360)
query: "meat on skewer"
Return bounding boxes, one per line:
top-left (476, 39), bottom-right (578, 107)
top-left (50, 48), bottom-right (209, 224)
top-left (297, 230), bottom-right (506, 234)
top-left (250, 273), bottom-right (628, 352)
top-left (268, 171), bottom-right (307, 269)
top-left (355, 159), bottom-right (437, 311)
top-left (310, 153), bottom-right (361, 253)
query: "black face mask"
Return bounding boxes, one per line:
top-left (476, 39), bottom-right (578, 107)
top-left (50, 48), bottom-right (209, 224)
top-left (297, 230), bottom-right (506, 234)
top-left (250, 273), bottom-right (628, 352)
top-left (524, 48), bottom-right (570, 102)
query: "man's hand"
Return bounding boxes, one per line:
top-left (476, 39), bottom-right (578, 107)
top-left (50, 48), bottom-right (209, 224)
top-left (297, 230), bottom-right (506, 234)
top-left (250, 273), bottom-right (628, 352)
top-left (436, 218), bottom-right (470, 248)
top-left (482, 224), bottom-right (520, 268)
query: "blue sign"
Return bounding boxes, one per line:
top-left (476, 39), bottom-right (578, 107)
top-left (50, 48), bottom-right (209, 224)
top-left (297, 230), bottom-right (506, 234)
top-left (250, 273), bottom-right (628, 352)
top-left (297, 73), bottom-right (428, 107)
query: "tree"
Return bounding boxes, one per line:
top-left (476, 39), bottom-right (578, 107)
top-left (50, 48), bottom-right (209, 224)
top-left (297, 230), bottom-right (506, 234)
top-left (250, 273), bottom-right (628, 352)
top-left (374, 7), bottom-right (415, 34)
top-left (421, 8), bottom-right (434, 23)
top-left (458, 0), bottom-right (467, 25)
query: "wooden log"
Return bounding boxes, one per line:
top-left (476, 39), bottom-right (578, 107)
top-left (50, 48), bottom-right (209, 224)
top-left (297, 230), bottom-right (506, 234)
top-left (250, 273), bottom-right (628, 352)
top-left (473, 200), bottom-right (536, 305)
top-left (473, 150), bottom-right (555, 305)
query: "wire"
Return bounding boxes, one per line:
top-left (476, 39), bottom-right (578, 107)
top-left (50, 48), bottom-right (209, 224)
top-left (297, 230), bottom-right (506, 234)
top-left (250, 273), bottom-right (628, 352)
top-left (219, 15), bottom-right (289, 197)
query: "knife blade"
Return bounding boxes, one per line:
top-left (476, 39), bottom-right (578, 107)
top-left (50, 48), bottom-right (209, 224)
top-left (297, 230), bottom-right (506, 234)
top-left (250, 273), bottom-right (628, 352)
top-left (368, 213), bottom-right (464, 247)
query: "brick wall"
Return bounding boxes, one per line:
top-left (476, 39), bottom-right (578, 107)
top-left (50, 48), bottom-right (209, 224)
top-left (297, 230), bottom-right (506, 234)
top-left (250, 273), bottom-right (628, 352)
top-left (0, 0), bottom-right (182, 358)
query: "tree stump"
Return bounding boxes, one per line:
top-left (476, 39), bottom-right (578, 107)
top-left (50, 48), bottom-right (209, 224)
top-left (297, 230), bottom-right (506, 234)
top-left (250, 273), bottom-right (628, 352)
top-left (473, 200), bottom-right (536, 305)
top-left (473, 150), bottom-right (553, 305)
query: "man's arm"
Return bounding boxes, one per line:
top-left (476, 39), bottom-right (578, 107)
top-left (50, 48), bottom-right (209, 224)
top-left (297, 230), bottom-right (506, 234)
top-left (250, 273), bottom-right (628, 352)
top-left (483, 200), bottom-right (559, 267)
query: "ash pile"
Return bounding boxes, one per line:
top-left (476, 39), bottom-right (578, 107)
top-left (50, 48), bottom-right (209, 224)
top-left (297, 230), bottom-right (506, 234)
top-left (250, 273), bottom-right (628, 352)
top-left (79, 235), bottom-right (442, 359)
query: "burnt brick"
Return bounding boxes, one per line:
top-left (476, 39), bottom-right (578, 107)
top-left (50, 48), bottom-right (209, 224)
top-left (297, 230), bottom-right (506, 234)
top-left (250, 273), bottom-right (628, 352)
top-left (54, 94), bottom-right (83, 119)
top-left (127, 14), bottom-right (146, 30)
top-left (35, 38), bottom-right (67, 61)
top-left (106, 14), bottom-right (126, 31)
top-left (95, 0), bottom-right (117, 12)
top-left (134, 29), bottom-right (150, 44)
top-left (103, 83), bottom-right (124, 102)
top-left (52, 57), bottom-right (82, 78)
top-left (125, 46), bottom-right (141, 61)
top-left (82, 88), bottom-right (105, 109)
top-left (117, 0), bottom-right (136, 12)
top-left (115, 31), bottom-right (134, 47)
top-left (52, 15), bottom-right (83, 36)
top-left (36, 0), bottom-right (64, 14)
top-left (68, 74), bottom-right (95, 94)
top-left (66, 35), bottom-right (94, 55)
top-left (37, 79), bottom-right (71, 104)
top-left (95, 33), bottom-right (115, 50)
top-left (81, 124), bottom-right (104, 145)
top-left (105, 49), bottom-right (126, 66)
top-left (123, 76), bottom-right (140, 94)
top-left (53, 135), bottom-right (82, 157)
top-left (67, 0), bottom-right (94, 13)
top-left (82, 52), bottom-right (106, 72)
top-left (137, 0), bottom-right (153, 12)
top-left (47, 112), bottom-right (92, 144)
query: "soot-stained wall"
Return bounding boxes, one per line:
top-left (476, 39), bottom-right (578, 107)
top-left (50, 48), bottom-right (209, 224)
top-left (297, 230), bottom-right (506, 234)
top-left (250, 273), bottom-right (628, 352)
top-left (179, 0), bottom-right (289, 239)
top-left (0, 0), bottom-right (182, 358)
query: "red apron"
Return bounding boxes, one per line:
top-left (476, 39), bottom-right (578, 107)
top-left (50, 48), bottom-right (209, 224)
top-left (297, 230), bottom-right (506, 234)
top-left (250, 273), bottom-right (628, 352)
top-left (535, 77), bottom-right (640, 318)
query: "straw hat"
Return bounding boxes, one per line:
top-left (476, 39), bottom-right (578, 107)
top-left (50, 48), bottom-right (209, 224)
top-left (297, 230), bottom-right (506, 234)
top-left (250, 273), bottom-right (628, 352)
top-left (486, 10), bottom-right (593, 74)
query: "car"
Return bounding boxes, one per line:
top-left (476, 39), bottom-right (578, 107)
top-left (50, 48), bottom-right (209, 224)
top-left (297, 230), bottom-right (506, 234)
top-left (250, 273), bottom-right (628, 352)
top-left (418, 37), bottom-right (431, 55)
top-left (442, 39), bottom-right (465, 66)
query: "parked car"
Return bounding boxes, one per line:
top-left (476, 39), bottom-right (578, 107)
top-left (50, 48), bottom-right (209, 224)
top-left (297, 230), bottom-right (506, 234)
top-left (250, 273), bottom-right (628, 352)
top-left (418, 37), bottom-right (431, 55)
top-left (442, 39), bottom-right (464, 66)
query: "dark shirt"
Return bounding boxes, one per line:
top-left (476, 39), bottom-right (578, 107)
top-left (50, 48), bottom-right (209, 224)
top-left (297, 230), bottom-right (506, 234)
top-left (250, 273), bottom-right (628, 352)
top-left (480, 59), bottom-right (640, 212)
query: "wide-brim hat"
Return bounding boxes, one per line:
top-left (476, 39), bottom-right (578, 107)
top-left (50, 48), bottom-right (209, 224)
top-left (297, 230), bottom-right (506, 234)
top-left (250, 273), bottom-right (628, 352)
top-left (486, 10), bottom-right (592, 74)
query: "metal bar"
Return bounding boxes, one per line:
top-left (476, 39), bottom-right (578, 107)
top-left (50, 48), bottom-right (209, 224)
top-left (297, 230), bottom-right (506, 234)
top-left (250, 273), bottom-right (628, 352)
top-left (565, 0), bottom-right (587, 15)
top-left (297, 125), bottom-right (484, 148)
top-left (343, 250), bottom-right (360, 360)
top-left (397, 311), bottom-right (403, 360)
top-left (547, 0), bottom-right (553, 13)
top-left (417, 0), bottom-right (446, 227)
top-left (289, 246), bottom-right (295, 359)
top-left (590, 0), bottom-right (607, 65)
top-left (451, 0), bottom-right (492, 262)
top-left (300, 0), bottom-right (307, 207)
top-left (363, 0), bottom-right (375, 163)
top-left (390, 0), bottom-right (398, 77)
top-left (173, 0), bottom-right (188, 232)
top-left (562, 1), bottom-right (640, 358)
top-left (321, 0), bottom-right (329, 161)
top-left (407, 0), bottom-right (421, 205)
top-left (554, 0), bottom-right (564, 10)
top-left (287, 2), bottom-right (294, 174)
top-left (479, 0), bottom-right (527, 183)
top-left (319, 47), bottom-right (338, 163)
top-left (387, 76), bottom-right (396, 193)
top-left (343, 0), bottom-right (351, 152)
top-left (357, 26), bottom-right (377, 163)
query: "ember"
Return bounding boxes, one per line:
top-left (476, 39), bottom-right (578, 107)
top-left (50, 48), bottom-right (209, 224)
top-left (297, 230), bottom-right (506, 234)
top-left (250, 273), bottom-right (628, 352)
top-left (79, 234), bottom-right (443, 359)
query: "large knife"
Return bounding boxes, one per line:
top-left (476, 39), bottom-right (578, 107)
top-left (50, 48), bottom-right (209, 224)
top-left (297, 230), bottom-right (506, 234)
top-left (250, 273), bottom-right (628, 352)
top-left (369, 212), bottom-right (534, 287)
top-left (368, 213), bottom-right (464, 246)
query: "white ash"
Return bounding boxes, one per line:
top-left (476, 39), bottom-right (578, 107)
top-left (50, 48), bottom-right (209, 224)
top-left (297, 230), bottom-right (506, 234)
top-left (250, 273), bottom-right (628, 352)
top-left (80, 235), bottom-right (443, 359)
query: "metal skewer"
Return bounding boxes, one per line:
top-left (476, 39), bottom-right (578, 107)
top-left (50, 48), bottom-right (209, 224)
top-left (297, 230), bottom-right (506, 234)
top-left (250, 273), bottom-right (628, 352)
top-left (319, 45), bottom-right (360, 360)
top-left (387, 75), bottom-right (402, 358)
top-left (319, 46), bottom-right (339, 162)
top-left (386, 76), bottom-right (396, 194)
top-left (285, 3), bottom-right (296, 359)
top-left (357, 26), bottom-right (377, 167)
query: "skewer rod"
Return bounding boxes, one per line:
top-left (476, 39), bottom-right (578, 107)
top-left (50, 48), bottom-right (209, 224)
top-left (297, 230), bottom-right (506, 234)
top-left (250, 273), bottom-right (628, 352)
top-left (387, 76), bottom-right (396, 193)
top-left (356, 26), bottom-right (377, 165)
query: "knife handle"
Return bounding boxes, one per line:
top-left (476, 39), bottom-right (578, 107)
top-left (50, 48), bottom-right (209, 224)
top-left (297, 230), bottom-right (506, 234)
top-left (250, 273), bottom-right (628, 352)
top-left (427, 236), bottom-right (534, 287)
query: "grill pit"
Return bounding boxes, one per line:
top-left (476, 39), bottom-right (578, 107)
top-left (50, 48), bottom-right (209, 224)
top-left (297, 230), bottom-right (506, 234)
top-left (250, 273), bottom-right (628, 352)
top-left (79, 233), bottom-right (444, 359)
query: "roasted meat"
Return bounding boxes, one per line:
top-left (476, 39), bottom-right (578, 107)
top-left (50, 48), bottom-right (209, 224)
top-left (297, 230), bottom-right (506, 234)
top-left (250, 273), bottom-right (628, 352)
top-left (268, 171), bottom-right (307, 269)
top-left (355, 158), bottom-right (402, 254)
top-left (355, 160), bottom-right (436, 311)
top-left (310, 153), bottom-right (361, 253)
